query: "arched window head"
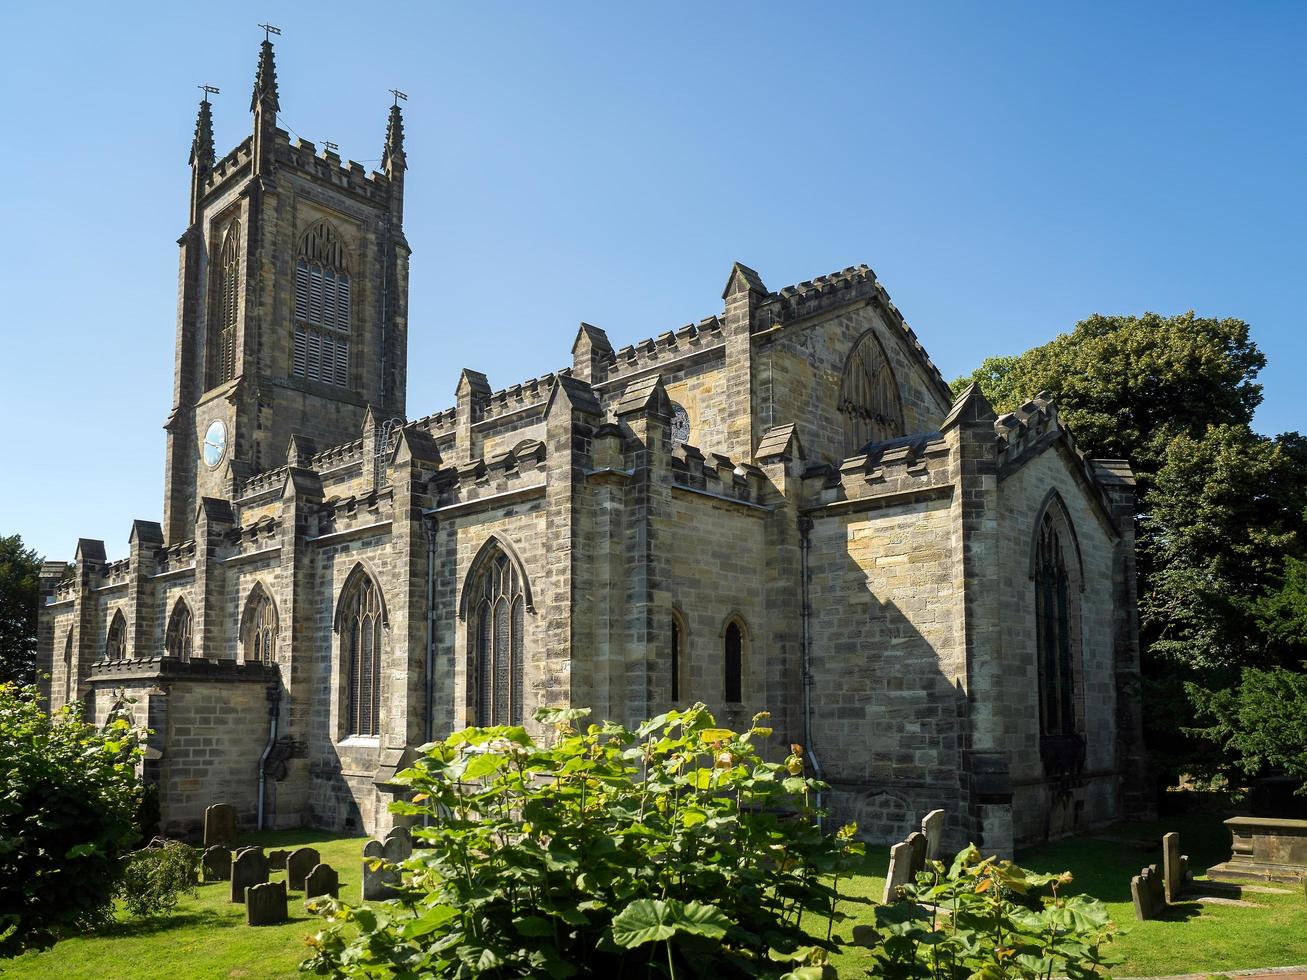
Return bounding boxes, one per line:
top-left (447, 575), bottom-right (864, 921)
top-left (241, 586), bottom-right (278, 665)
top-left (292, 220), bottom-right (352, 387)
top-left (723, 619), bottom-right (746, 704)
top-left (670, 612), bottom-right (685, 703)
top-left (206, 220), bottom-right (241, 390)
top-left (1036, 511), bottom-right (1077, 737)
top-left (105, 611), bottom-right (127, 663)
top-left (473, 550), bottom-right (526, 726)
top-left (339, 570), bottom-right (383, 737)
top-left (165, 600), bottom-right (193, 661)
top-left (839, 330), bottom-right (904, 455)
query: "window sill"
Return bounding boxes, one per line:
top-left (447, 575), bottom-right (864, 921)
top-left (338, 736), bottom-right (381, 748)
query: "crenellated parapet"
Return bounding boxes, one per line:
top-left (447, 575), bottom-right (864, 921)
top-left (670, 443), bottom-right (768, 507)
top-left (429, 438), bottom-right (549, 510)
top-left (805, 431), bottom-right (954, 511)
top-left (595, 317), bottom-right (725, 391)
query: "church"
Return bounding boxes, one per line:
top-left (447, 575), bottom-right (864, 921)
top-left (35, 38), bottom-right (1150, 856)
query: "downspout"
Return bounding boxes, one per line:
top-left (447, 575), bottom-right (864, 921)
top-left (798, 516), bottom-right (825, 820)
top-left (257, 683), bottom-right (281, 831)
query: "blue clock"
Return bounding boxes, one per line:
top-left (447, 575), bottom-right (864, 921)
top-left (203, 419), bottom-right (227, 468)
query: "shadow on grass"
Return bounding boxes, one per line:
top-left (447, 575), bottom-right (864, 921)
top-left (93, 909), bottom-right (234, 939)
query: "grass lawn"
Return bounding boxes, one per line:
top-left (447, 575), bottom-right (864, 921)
top-left (6, 810), bottom-right (1306, 978)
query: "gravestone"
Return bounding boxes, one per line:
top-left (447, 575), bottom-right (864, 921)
top-left (905, 831), bottom-right (928, 875)
top-left (1130, 863), bottom-right (1166, 920)
top-left (1162, 832), bottom-right (1189, 904)
top-left (203, 803), bottom-right (237, 847)
top-left (361, 839), bottom-right (395, 901)
top-left (287, 846), bottom-right (321, 891)
top-left (384, 826), bottom-right (413, 862)
top-left (245, 880), bottom-right (288, 926)
top-left (201, 845), bottom-right (231, 882)
top-left (882, 840), bottom-right (915, 903)
top-left (304, 863), bottom-right (340, 901)
top-left (267, 849), bottom-right (290, 871)
top-left (921, 809), bottom-right (945, 861)
top-left (230, 847), bottom-right (269, 904)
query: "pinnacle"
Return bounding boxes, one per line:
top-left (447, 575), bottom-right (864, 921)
top-left (384, 102), bottom-right (406, 169)
top-left (251, 39), bottom-right (280, 113)
top-left (189, 98), bottom-right (215, 171)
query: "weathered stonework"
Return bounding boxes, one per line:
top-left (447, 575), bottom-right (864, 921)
top-left (35, 40), bottom-right (1148, 851)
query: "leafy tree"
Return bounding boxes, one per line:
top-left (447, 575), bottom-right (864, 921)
top-left (0, 684), bottom-right (143, 957)
top-left (1188, 666), bottom-right (1307, 795)
top-left (0, 535), bottom-right (41, 684)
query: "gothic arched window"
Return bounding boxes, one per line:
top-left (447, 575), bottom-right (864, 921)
top-left (340, 571), bottom-right (383, 737)
top-left (473, 551), bottom-right (526, 726)
top-left (292, 220), bottom-right (352, 387)
top-left (839, 329), bottom-right (904, 455)
top-left (105, 611), bottom-right (127, 663)
top-left (207, 220), bottom-right (241, 389)
top-left (723, 618), bottom-right (746, 704)
top-left (1036, 511), bottom-right (1076, 736)
top-left (242, 586), bottom-right (278, 665)
top-left (165, 599), bottom-right (193, 661)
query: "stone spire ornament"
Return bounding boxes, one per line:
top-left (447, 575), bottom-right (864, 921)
top-left (251, 25), bottom-right (281, 113)
top-left (190, 87), bottom-right (217, 172)
top-left (383, 90), bottom-right (407, 173)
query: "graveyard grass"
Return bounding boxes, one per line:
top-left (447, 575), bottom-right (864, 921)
top-left (5, 811), bottom-right (1307, 979)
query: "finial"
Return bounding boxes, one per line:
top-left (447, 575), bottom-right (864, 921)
top-left (251, 25), bottom-right (281, 113)
top-left (383, 90), bottom-right (407, 170)
top-left (190, 88), bottom-right (217, 171)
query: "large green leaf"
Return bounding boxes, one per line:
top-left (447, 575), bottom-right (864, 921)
top-left (610, 898), bottom-right (730, 949)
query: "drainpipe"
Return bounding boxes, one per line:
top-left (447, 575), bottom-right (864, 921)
top-left (798, 516), bottom-right (825, 820)
top-left (256, 683), bottom-right (280, 831)
top-left (424, 516), bottom-right (437, 744)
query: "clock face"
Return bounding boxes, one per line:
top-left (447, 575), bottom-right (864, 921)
top-left (203, 419), bottom-right (227, 468)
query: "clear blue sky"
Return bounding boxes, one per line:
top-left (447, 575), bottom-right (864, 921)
top-left (2, 2), bottom-right (1303, 561)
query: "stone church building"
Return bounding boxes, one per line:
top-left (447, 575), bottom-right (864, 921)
top-left (36, 40), bottom-right (1149, 855)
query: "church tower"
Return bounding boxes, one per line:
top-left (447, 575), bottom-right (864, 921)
top-left (163, 34), bottom-right (410, 543)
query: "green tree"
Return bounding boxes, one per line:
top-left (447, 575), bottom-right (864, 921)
top-left (0, 535), bottom-right (41, 684)
top-left (0, 684), bottom-right (143, 957)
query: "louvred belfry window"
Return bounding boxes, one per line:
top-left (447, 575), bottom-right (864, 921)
top-left (206, 221), bottom-right (241, 389)
top-left (475, 553), bottom-right (525, 726)
top-left (292, 220), bottom-right (352, 387)
top-left (342, 573), bottom-right (382, 736)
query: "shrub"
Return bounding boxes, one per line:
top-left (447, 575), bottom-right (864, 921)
top-left (116, 839), bottom-right (200, 917)
top-left (855, 846), bottom-right (1118, 979)
top-left (302, 704), bottom-right (864, 978)
top-left (0, 683), bottom-right (143, 957)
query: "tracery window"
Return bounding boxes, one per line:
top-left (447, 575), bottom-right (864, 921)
top-left (206, 220), bottom-right (241, 389)
top-left (839, 330), bottom-right (904, 455)
top-left (340, 571), bottom-right (383, 737)
top-left (165, 600), bottom-right (193, 661)
top-left (1036, 512), bottom-right (1076, 736)
top-left (474, 551), bottom-right (525, 726)
top-left (242, 587), bottom-right (278, 665)
top-left (724, 619), bottom-right (745, 704)
top-left (105, 611), bottom-right (127, 663)
top-left (292, 220), bottom-right (351, 387)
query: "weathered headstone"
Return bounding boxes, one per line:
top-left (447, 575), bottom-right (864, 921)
top-left (201, 845), bottom-right (231, 882)
top-left (267, 848), bottom-right (290, 871)
top-left (230, 847), bottom-right (269, 904)
top-left (1130, 864), bottom-right (1167, 921)
top-left (203, 803), bottom-right (237, 847)
top-left (304, 863), bottom-right (340, 900)
top-left (905, 831), bottom-right (928, 876)
top-left (245, 880), bottom-right (288, 925)
top-left (882, 840), bottom-right (915, 903)
top-left (921, 809), bottom-right (945, 861)
top-left (1163, 832), bottom-right (1187, 904)
top-left (384, 825), bottom-right (413, 862)
top-left (362, 839), bottom-right (394, 901)
top-left (287, 846), bottom-right (321, 891)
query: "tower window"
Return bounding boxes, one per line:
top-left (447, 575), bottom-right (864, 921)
top-left (165, 600), bottom-right (193, 661)
top-left (340, 571), bottom-right (383, 737)
top-left (724, 619), bottom-right (745, 703)
top-left (206, 221), bottom-right (241, 389)
top-left (292, 220), bottom-right (352, 387)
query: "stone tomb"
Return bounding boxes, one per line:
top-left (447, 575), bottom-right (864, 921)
top-left (246, 880), bottom-right (288, 926)
top-left (305, 863), bottom-right (340, 901)
top-left (230, 847), bottom-right (269, 904)
top-left (203, 803), bottom-right (237, 847)
top-left (921, 809), bottom-right (945, 861)
top-left (1209, 816), bottom-right (1307, 883)
top-left (287, 847), bottom-right (321, 891)
top-left (1130, 864), bottom-right (1166, 921)
top-left (201, 845), bottom-right (231, 882)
